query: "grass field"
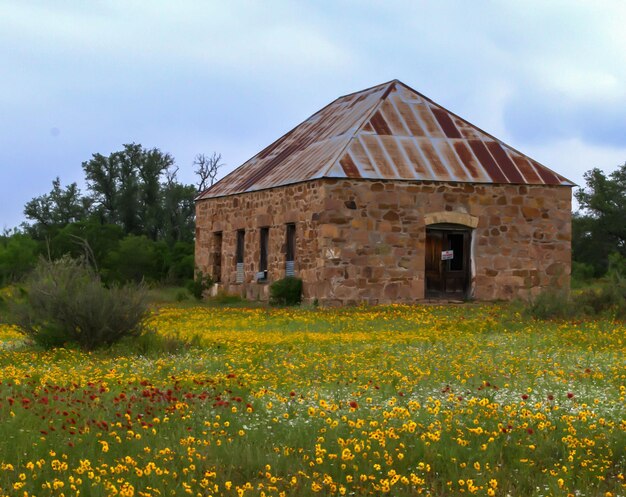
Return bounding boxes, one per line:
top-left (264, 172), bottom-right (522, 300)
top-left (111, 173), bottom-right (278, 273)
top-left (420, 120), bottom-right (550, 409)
top-left (0, 304), bottom-right (624, 496)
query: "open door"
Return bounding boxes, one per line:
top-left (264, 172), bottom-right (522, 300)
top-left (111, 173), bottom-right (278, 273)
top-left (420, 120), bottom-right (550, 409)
top-left (425, 225), bottom-right (471, 299)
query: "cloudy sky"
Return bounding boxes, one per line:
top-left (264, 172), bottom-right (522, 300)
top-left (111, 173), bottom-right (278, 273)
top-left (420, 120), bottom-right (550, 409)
top-left (2, 0), bottom-right (626, 230)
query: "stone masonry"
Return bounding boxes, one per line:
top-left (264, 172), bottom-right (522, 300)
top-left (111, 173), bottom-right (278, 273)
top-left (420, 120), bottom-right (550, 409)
top-left (195, 178), bottom-right (571, 305)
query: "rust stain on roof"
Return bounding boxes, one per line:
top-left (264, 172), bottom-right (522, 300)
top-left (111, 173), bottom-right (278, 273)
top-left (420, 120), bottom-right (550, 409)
top-left (197, 80), bottom-right (573, 200)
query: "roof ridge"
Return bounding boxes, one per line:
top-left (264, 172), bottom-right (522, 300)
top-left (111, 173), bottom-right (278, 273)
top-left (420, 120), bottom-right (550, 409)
top-left (198, 79), bottom-right (574, 200)
top-left (316, 81), bottom-right (397, 179)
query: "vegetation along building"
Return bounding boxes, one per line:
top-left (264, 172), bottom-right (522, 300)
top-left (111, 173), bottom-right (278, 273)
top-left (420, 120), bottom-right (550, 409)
top-left (195, 80), bottom-right (573, 305)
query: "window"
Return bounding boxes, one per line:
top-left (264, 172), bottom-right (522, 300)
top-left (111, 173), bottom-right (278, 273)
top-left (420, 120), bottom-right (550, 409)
top-left (212, 232), bottom-right (222, 283)
top-left (448, 233), bottom-right (465, 271)
top-left (285, 223), bottom-right (295, 276)
top-left (258, 227), bottom-right (269, 281)
top-left (235, 229), bottom-right (245, 283)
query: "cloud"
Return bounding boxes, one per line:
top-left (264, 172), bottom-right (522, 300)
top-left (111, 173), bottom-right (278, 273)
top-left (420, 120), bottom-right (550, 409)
top-left (503, 86), bottom-right (626, 148)
top-left (2, 0), bottom-right (626, 228)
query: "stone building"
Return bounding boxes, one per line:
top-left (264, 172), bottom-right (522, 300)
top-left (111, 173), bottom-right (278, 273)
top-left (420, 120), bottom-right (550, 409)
top-left (195, 80), bottom-right (573, 305)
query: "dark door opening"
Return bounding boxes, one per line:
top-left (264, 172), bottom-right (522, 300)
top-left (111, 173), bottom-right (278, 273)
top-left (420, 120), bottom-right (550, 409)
top-left (425, 225), bottom-right (471, 299)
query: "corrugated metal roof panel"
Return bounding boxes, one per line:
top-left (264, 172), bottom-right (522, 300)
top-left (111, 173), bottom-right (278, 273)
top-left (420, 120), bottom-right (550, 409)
top-left (197, 79), bottom-right (573, 200)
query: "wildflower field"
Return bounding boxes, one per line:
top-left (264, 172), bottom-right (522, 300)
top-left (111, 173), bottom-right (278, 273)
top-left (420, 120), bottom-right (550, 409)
top-left (0, 304), bottom-right (624, 497)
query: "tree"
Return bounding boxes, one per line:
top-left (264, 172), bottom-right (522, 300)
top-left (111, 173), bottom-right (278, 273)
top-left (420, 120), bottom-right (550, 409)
top-left (574, 162), bottom-right (626, 275)
top-left (17, 143), bottom-right (212, 286)
top-left (82, 143), bottom-right (175, 239)
top-left (49, 220), bottom-right (124, 270)
top-left (105, 235), bottom-right (167, 283)
top-left (162, 181), bottom-right (196, 244)
top-left (194, 152), bottom-right (223, 193)
top-left (23, 177), bottom-right (91, 238)
top-left (0, 231), bottom-right (39, 284)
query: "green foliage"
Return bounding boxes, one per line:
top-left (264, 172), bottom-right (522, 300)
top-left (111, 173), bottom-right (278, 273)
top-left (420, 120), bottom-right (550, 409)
top-left (9, 256), bottom-right (149, 350)
top-left (23, 143), bottom-right (197, 248)
top-left (105, 235), bottom-right (166, 283)
top-left (573, 162), bottom-right (626, 275)
top-left (524, 289), bottom-right (575, 320)
top-left (49, 220), bottom-right (124, 269)
top-left (0, 232), bottom-right (39, 284)
top-left (11, 142), bottom-right (219, 290)
top-left (116, 329), bottom-right (200, 356)
top-left (187, 271), bottom-right (213, 300)
top-left (526, 254), bottom-right (626, 320)
top-left (175, 289), bottom-right (190, 302)
top-left (83, 143), bottom-right (196, 243)
top-left (570, 261), bottom-right (595, 287)
top-left (269, 277), bottom-right (303, 306)
top-left (211, 291), bottom-right (244, 305)
top-left (23, 177), bottom-right (91, 239)
top-left (166, 241), bottom-right (195, 283)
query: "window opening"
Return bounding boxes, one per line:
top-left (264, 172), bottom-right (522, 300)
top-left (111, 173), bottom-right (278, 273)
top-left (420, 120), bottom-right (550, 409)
top-left (258, 227), bottom-right (269, 281)
top-left (236, 229), bottom-right (245, 283)
top-left (448, 233), bottom-right (465, 271)
top-left (212, 232), bottom-right (222, 283)
top-left (285, 223), bottom-right (295, 276)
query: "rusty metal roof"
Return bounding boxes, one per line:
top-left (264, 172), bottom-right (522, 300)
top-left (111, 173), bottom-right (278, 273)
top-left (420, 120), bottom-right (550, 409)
top-left (198, 80), bottom-right (573, 200)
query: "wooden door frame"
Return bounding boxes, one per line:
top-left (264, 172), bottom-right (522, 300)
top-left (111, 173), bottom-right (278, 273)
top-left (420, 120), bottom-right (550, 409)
top-left (425, 224), bottom-right (472, 299)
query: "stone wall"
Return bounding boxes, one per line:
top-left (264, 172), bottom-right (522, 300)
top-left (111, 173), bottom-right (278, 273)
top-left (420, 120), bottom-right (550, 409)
top-left (195, 182), bottom-right (325, 301)
top-left (195, 178), bottom-right (572, 304)
top-left (319, 179), bottom-right (571, 304)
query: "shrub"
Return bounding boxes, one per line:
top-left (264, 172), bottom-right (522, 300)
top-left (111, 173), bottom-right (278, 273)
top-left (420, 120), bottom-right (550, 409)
top-left (9, 256), bottom-right (149, 350)
top-left (524, 288), bottom-right (575, 320)
top-left (0, 233), bottom-right (39, 285)
top-left (187, 271), bottom-right (213, 300)
top-left (117, 329), bottom-right (200, 355)
top-left (571, 261), bottom-right (595, 288)
top-left (105, 235), bottom-right (164, 283)
top-left (525, 256), bottom-right (626, 320)
top-left (212, 291), bottom-right (244, 305)
top-left (175, 289), bottom-right (190, 302)
top-left (167, 242), bottom-right (195, 283)
top-left (269, 277), bottom-right (303, 306)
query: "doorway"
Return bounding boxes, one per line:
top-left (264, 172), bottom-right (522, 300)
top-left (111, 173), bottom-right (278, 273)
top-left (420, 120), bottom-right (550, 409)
top-left (425, 225), bottom-right (471, 299)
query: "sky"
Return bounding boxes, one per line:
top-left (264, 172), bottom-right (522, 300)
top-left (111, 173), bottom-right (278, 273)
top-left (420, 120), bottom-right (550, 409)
top-left (2, 0), bottom-right (626, 230)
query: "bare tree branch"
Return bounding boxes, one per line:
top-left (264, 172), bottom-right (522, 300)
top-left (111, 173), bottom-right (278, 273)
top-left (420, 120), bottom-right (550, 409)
top-left (165, 165), bottom-right (179, 187)
top-left (194, 152), bottom-right (224, 192)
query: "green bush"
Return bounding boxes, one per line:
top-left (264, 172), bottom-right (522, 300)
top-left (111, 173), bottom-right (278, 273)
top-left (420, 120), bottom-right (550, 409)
top-left (269, 277), bottom-right (303, 306)
top-left (187, 271), bottom-right (213, 300)
top-left (0, 233), bottom-right (39, 285)
top-left (167, 242), bottom-right (195, 283)
top-left (524, 288), bottom-right (575, 320)
top-left (525, 255), bottom-right (626, 320)
top-left (104, 235), bottom-right (165, 283)
top-left (212, 291), bottom-right (244, 305)
top-left (571, 261), bottom-right (595, 288)
top-left (9, 256), bottom-right (149, 350)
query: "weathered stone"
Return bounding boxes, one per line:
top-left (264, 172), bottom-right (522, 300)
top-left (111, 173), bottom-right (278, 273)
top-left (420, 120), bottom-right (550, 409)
top-left (195, 178), bottom-right (571, 305)
top-left (383, 210), bottom-right (400, 221)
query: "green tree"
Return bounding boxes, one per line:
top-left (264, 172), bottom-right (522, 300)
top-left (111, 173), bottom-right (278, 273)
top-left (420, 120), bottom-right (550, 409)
top-left (162, 181), bottom-right (196, 244)
top-left (18, 143), bottom-right (212, 286)
top-left (574, 162), bottom-right (626, 274)
top-left (49, 220), bottom-right (124, 270)
top-left (0, 231), bottom-right (40, 284)
top-left (105, 235), bottom-right (167, 283)
top-left (83, 143), bottom-right (175, 239)
top-left (23, 177), bottom-right (91, 238)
